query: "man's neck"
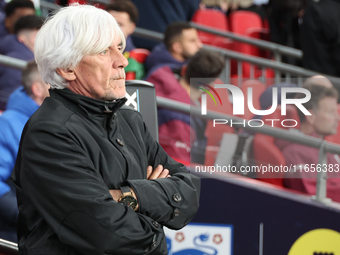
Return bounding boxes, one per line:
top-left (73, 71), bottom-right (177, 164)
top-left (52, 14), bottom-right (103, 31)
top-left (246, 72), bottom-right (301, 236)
top-left (300, 122), bottom-right (323, 138)
top-left (171, 52), bottom-right (185, 62)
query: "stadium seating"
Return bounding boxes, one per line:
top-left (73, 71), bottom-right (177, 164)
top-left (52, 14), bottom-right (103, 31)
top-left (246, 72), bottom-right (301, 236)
top-left (191, 9), bottom-right (233, 50)
top-left (125, 80), bottom-right (158, 142)
top-left (125, 49), bottom-right (150, 80)
top-left (240, 79), bottom-right (266, 120)
top-left (253, 133), bottom-right (286, 187)
top-left (228, 11), bottom-right (273, 78)
top-left (253, 105), bottom-right (300, 187)
top-left (204, 81), bottom-right (234, 165)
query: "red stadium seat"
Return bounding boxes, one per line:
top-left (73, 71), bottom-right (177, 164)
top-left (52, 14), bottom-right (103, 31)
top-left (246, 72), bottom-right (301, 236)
top-left (253, 133), bottom-right (286, 187)
top-left (265, 105), bottom-right (300, 130)
top-left (129, 48), bottom-right (150, 63)
top-left (228, 11), bottom-right (273, 77)
top-left (204, 80), bottom-right (234, 165)
top-left (252, 105), bottom-right (300, 187)
top-left (240, 80), bottom-right (266, 120)
top-left (204, 80), bottom-right (234, 147)
top-left (68, 0), bottom-right (87, 5)
top-left (191, 9), bottom-right (233, 50)
top-left (125, 48), bottom-right (150, 80)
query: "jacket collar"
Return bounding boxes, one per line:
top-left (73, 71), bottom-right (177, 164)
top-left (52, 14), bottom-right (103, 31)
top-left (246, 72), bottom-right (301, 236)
top-left (49, 88), bottom-right (127, 117)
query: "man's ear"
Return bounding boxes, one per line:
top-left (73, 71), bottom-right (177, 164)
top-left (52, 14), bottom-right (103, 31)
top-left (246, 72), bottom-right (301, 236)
top-left (56, 68), bottom-right (76, 81)
top-left (31, 81), bottom-right (43, 98)
top-left (172, 41), bottom-right (182, 54)
top-left (17, 34), bottom-right (26, 44)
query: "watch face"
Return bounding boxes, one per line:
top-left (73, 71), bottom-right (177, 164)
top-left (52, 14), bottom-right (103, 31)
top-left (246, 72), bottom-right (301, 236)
top-left (120, 196), bottom-right (137, 210)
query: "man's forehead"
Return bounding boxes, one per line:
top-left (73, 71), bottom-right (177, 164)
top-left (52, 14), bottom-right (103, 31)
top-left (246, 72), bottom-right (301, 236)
top-left (109, 35), bottom-right (123, 46)
top-left (14, 7), bottom-right (35, 15)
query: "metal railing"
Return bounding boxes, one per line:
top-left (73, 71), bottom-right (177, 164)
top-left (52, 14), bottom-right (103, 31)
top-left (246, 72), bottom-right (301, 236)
top-left (0, 239), bottom-right (18, 255)
top-left (0, 49), bottom-right (335, 202)
top-left (131, 27), bottom-right (340, 88)
top-left (157, 96), bottom-right (340, 204)
top-left (189, 22), bottom-right (303, 60)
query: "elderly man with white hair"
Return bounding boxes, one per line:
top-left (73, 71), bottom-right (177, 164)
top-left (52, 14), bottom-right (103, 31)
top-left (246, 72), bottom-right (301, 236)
top-left (12, 4), bottom-right (200, 255)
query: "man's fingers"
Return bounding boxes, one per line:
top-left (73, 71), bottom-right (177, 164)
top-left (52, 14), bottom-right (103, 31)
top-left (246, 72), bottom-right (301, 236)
top-left (146, 165), bottom-right (153, 179)
top-left (148, 165), bottom-right (163, 180)
top-left (159, 169), bottom-right (169, 179)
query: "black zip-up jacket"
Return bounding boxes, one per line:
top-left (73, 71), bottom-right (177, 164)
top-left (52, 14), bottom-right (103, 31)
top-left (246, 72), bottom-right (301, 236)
top-left (12, 88), bottom-right (200, 255)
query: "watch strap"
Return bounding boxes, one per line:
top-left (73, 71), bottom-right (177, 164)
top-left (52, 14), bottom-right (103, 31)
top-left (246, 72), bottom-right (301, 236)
top-left (120, 186), bottom-right (132, 195)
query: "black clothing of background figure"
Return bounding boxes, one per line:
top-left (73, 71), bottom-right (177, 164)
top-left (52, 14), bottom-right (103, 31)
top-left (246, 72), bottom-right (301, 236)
top-left (300, 0), bottom-right (340, 77)
top-left (266, 0), bottom-right (308, 65)
top-left (130, 0), bottom-right (200, 50)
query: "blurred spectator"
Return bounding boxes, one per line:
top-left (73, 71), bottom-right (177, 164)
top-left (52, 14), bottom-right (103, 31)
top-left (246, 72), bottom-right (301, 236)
top-left (304, 75), bottom-right (334, 89)
top-left (200, 0), bottom-right (233, 12)
top-left (259, 82), bottom-right (297, 112)
top-left (147, 49), bottom-right (225, 164)
top-left (236, 0), bottom-right (267, 19)
top-left (267, 0), bottom-right (307, 65)
top-left (106, 0), bottom-right (139, 52)
top-left (106, 0), bottom-right (147, 80)
top-left (0, 61), bottom-right (49, 242)
top-left (130, 0), bottom-right (200, 50)
top-left (276, 83), bottom-right (340, 202)
top-left (145, 22), bottom-right (202, 75)
top-left (201, 0), bottom-right (266, 17)
top-left (0, 15), bottom-right (43, 110)
top-left (0, 0), bottom-right (35, 39)
top-left (300, 0), bottom-right (340, 77)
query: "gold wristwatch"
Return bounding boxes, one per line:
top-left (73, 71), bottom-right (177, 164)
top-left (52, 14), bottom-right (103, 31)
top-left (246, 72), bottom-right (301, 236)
top-left (118, 186), bottom-right (138, 211)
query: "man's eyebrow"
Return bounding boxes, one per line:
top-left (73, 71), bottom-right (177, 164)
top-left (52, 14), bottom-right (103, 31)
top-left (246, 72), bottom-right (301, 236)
top-left (118, 42), bottom-right (123, 47)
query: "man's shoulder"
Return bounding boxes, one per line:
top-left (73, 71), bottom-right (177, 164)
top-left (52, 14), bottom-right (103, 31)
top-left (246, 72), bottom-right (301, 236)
top-left (28, 97), bottom-right (74, 128)
top-left (117, 105), bottom-right (143, 122)
top-left (280, 140), bottom-right (319, 166)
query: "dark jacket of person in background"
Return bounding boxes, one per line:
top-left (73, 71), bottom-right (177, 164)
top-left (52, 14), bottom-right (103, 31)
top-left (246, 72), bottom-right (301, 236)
top-left (300, 0), bottom-right (340, 76)
top-left (145, 43), bottom-right (184, 76)
top-left (130, 0), bottom-right (200, 50)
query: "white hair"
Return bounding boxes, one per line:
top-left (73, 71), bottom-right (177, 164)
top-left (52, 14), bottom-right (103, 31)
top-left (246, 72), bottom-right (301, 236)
top-left (34, 4), bottom-right (126, 89)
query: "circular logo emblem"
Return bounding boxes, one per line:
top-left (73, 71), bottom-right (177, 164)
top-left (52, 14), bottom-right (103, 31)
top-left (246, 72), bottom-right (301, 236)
top-left (288, 229), bottom-right (340, 255)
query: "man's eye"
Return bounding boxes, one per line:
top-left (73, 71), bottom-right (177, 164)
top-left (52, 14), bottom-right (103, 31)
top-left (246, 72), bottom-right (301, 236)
top-left (100, 50), bottom-right (108, 55)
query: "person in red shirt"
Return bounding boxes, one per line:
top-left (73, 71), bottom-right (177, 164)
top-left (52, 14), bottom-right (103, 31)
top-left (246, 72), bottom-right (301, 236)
top-left (276, 83), bottom-right (340, 202)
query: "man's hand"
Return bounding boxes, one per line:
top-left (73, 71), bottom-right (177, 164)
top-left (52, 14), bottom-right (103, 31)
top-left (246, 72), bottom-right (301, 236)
top-left (147, 165), bottom-right (171, 180)
top-left (109, 189), bottom-right (122, 202)
top-left (109, 188), bottom-right (139, 211)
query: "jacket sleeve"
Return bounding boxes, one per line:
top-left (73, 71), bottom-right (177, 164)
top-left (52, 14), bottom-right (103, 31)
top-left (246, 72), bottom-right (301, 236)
top-left (0, 119), bottom-right (14, 197)
top-left (16, 122), bottom-right (167, 255)
top-left (127, 121), bottom-right (201, 230)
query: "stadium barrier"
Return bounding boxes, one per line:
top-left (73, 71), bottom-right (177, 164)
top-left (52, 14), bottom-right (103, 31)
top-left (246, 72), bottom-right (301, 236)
top-left (0, 239), bottom-right (18, 255)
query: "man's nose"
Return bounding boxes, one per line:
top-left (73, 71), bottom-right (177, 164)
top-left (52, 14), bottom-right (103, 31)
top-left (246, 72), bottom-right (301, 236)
top-left (114, 50), bottom-right (129, 69)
